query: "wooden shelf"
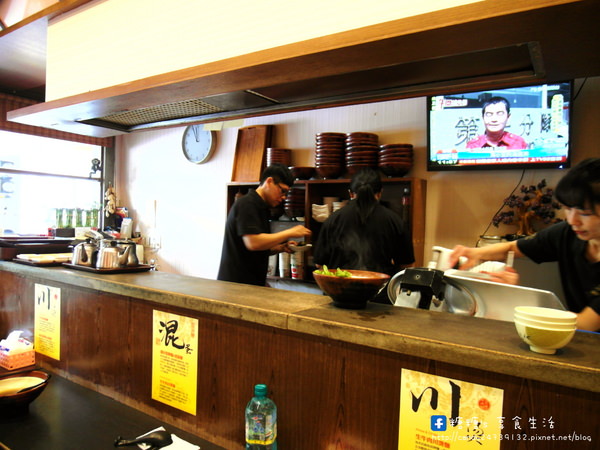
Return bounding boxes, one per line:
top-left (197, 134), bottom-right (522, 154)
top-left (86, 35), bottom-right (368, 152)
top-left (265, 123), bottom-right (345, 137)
top-left (227, 176), bottom-right (427, 280)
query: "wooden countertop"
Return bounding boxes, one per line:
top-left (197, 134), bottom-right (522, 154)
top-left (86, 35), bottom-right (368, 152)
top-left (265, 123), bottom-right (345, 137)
top-left (2, 261), bottom-right (599, 393)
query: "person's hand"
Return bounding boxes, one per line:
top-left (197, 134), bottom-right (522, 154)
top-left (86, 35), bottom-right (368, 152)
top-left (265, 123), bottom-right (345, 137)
top-left (485, 267), bottom-right (519, 285)
top-left (282, 241), bottom-right (295, 254)
top-left (271, 242), bottom-right (293, 254)
top-left (288, 225), bottom-right (312, 239)
top-left (448, 245), bottom-right (480, 270)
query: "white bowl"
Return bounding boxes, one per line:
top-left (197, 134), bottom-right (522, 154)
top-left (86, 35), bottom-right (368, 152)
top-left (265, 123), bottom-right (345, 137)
top-left (514, 313), bottom-right (575, 328)
top-left (514, 315), bottom-right (575, 330)
top-left (514, 306), bottom-right (577, 324)
top-left (514, 320), bottom-right (576, 354)
top-left (311, 212), bottom-right (329, 223)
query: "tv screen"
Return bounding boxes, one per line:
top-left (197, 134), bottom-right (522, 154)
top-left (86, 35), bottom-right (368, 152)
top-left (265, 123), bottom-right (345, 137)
top-left (427, 81), bottom-right (572, 171)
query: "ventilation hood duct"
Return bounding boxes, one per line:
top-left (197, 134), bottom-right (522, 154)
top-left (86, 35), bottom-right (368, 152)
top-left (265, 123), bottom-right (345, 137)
top-left (76, 43), bottom-right (542, 134)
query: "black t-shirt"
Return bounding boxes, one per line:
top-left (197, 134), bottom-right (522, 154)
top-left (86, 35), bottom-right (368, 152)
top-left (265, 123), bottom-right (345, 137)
top-left (217, 190), bottom-right (271, 286)
top-left (517, 221), bottom-right (600, 314)
top-left (313, 200), bottom-right (415, 277)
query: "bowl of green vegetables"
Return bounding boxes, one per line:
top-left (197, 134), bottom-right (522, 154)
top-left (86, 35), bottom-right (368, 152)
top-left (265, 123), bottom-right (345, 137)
top-left (313, 266), bottom-right (390, 309)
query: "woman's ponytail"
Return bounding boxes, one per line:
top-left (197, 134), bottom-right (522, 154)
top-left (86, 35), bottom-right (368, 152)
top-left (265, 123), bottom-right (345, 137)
top-left (350, 169), bottom-right (382, 224)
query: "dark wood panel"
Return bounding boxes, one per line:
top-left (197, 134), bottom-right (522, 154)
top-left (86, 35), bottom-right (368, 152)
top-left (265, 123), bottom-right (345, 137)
top-left (1, 270), bottom-right (598, 449)
top-left (0, 270), bottom-right (34, 338)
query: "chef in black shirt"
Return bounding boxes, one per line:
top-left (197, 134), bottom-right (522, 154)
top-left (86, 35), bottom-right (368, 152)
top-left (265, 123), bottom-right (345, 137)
top-left (218, 164), bottom-right (311, 286)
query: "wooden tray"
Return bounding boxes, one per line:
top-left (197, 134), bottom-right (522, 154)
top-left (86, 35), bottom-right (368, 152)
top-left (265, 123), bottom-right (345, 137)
top-left (62, 263), bottom-right (152, 274)
top-left (12, 259), bottom-right (65, 267)
top-left (231, 125), bottom-right (273, 181)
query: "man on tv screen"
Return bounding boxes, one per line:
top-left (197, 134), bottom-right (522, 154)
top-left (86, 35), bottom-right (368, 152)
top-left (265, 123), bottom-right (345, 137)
top-left (466, 96), bottom-right (528, 150)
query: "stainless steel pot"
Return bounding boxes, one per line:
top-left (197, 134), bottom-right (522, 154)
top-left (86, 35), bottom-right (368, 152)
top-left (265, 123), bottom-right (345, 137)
top-left (115, 240), bottom-right (139, 266)
top-left (71, 240), bottom-right (97, 266)
top-left (96, 240), bottom-right (132, 269)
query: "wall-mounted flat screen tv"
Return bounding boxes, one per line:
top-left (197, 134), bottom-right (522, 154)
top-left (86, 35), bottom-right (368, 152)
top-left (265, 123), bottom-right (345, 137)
top-left (427, 81), bottom-right (572, 171)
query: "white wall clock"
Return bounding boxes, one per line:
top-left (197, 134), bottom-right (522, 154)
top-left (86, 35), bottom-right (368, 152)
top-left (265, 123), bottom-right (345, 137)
top-left (182, 125), bottom-right (216, 164)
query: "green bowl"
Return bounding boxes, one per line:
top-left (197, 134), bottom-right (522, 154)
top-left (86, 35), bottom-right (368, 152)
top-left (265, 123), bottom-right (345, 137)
top-left (514, 320), bottom-right (575, 354)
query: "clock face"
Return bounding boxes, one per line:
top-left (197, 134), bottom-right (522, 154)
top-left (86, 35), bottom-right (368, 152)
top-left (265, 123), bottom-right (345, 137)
top-left (182, 125), bottom-right (216, 164)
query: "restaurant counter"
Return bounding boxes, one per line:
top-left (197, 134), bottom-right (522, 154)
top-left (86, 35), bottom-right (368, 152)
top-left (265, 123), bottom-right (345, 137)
top-left (1, 261), bottom-right (598, 449)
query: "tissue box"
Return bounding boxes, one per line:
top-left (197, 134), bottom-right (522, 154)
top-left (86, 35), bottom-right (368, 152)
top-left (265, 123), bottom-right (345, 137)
top-left (0, 349), bottom-right (35, 370)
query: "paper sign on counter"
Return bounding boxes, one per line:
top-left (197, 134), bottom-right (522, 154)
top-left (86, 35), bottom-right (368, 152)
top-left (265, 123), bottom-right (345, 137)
top-left (151, 310), bottom-right (198, 415)
top-left (399, 369), bottom-right (503, 450)
top-left (34, 284), bottom-right (61, 360)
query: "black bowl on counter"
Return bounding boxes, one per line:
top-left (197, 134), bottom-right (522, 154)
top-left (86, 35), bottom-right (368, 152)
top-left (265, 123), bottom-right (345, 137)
top-left (0, 370), bottom-right (51, 417)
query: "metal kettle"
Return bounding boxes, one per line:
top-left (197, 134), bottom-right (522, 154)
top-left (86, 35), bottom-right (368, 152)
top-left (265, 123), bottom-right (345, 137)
top-left (116, 240), bottom-right (139, 267)
top-left (96, 240), bottom-right (132, 269)
top-left (71, 240), bottom-right (98, 266)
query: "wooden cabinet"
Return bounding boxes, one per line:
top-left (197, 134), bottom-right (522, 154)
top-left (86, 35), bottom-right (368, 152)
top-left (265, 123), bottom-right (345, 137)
top-left (226, 177), bottom-right (426, 280)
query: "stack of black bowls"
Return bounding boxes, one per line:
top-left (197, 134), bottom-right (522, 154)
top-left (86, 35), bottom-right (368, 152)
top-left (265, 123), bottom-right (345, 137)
top-left (314, 132), bottom-right (345, 179)
top-left (378, 144), bottom-right (413, 177)
top-left (284, 187), bottom-right (305, 219)
top-left (345, 132), bottom-right (379, 176)
top-left (266, 148), bottom-right (291, 167)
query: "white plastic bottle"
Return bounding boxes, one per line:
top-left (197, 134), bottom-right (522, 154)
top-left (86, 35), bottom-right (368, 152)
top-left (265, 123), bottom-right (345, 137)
top-left (245, 384), bottom-right (277, 450)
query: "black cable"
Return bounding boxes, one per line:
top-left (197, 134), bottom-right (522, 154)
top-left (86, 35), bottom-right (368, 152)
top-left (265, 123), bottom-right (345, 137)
top-left (476, 79), bottom-right (581, 246)
top-left (477, 169), bottom-right (526, 244)
top-left (572, 77), bottom-right (587, 101)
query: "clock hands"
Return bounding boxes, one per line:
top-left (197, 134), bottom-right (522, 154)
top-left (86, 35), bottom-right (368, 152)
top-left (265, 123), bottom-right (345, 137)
top-left (191, 125), bottom-right (200, 142)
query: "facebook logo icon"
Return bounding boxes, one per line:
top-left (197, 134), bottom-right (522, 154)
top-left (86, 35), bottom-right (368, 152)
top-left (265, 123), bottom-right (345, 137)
top-left (431, 415), bottom-right (447, 431)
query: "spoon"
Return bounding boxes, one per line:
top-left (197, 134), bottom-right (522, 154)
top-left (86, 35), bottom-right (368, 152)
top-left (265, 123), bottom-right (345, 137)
top-left (17, 380), bottom-right (47, 393)
top-left (114, 430), bottom-right (173, 449)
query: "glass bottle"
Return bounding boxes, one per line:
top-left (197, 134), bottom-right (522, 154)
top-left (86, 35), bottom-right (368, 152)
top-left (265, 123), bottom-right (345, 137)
top-left (401, 187), bottom-right (411, 225)
top-left (55, 208), bottom-right (64, 228)
top-left (75, 208), bottom-right (84, 227)
top-left (65, 208), bottom-right (74, 228)
top-left (90, 208), bottom-right (99, 229)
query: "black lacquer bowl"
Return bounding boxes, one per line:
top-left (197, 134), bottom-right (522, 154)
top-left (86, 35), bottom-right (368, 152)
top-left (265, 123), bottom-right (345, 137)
top-left (0, 369), bottom-right (50, 417)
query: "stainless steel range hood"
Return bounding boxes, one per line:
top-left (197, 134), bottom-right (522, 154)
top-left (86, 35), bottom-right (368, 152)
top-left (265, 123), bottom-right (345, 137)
top-left (78, 43), bottom-right (541, 133)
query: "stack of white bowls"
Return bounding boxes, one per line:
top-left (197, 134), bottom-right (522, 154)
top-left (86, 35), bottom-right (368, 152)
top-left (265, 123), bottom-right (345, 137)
top-left (332, 200), bottom-right (348, 212)
top-left (513, 306), bottom-right (577, 354)
top-left (312, 204), bottom-right (330, 223)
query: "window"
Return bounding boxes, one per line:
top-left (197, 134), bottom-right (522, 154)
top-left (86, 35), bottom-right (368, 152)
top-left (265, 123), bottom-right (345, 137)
top-left (0, 130), bottom-right (105, 235)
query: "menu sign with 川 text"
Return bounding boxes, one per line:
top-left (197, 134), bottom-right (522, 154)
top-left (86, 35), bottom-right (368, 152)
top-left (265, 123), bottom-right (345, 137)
top-left (34, 284), bottom-right (61, 360)
top-left (399, 369), bottom-right (504, 450)
top-left (151, 310), bottom-right (198, 415)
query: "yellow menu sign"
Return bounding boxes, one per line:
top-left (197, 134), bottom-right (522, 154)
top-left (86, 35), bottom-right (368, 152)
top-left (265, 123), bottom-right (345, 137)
top-left (399, 369), bottom-right (504, 450)
top-left (151, 310), bottom-right (198, 415)
top-left (34, 284), bottom-right (61, 360)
